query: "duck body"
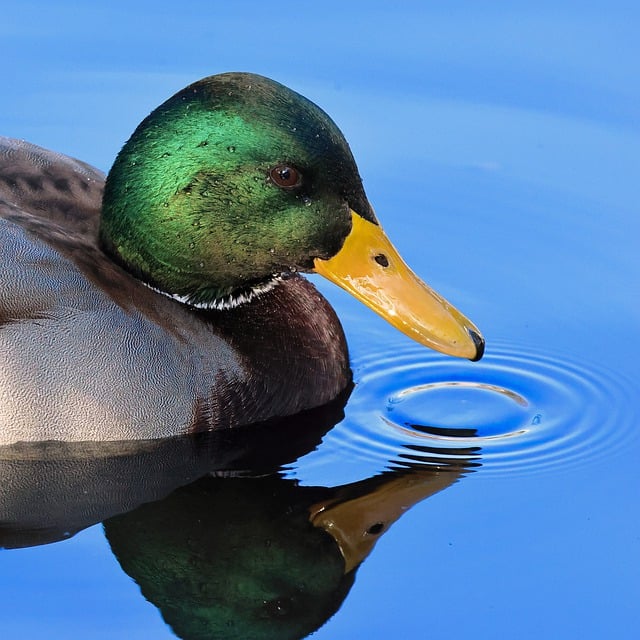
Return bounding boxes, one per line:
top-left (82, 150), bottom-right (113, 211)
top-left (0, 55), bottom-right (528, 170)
top-left (0, 73), bottom-right (483, 444)
top-left (0, 138), bottom-right (349, 443)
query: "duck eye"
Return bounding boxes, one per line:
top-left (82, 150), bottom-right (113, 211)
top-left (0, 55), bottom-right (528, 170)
top-left (269, 165), bottom-right (302, 190)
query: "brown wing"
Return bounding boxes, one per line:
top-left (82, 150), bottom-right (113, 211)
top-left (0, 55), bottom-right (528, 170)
top-left (0, 136), bottom-right (105, 238)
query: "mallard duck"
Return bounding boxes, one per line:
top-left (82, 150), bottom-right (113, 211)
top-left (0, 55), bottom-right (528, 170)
top-left (0, 73), bottom-right (483, 443)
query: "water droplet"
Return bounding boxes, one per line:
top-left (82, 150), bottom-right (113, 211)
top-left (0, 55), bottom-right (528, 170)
top-left (264, 597), bottom-right (291, 617)
top-left (302, 196), bottom-right (312, 206)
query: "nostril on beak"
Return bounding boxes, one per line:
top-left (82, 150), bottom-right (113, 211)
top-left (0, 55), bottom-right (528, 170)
top-left (374, 253), bottom-right (389, 268)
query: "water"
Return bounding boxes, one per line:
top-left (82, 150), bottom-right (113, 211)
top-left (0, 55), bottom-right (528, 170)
top-left (304, 339), bottom-right (638, 478)
top-left (1, 2), bottom-right (639, 639)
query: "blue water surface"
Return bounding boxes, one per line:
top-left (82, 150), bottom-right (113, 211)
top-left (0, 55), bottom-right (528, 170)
top-left (1, 2), bottom-right (639, 638)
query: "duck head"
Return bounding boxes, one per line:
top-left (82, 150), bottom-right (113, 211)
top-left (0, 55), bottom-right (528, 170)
top-left (100, 73), bottom-right (483, 360)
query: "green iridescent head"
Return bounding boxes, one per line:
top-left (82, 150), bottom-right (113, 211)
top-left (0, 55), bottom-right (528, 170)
top-left (100, 72), bottom-right (373, 305)
top-left (100, 72), bottom-right (485, 360)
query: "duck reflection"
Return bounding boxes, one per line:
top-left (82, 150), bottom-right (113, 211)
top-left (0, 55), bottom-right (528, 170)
top-left (0, 389), bottom-right (479, 639)
top-left (0, 388), bottom-right (351, 549)
top-left (104, 459), bottom-right (474, 640)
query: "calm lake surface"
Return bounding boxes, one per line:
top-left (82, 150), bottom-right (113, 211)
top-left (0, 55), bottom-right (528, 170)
top-left (1, 3), bottom-right (639, 638)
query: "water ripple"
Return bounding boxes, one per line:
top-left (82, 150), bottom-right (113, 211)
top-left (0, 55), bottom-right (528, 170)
top-left (326, 341), bottom-right (638, 477)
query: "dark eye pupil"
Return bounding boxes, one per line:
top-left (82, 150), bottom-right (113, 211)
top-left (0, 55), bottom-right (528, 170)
top-left (270, 165), bottom-right (300, 189)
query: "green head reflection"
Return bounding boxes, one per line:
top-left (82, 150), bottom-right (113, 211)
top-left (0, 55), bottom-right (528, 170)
top-left (104, 460), bottom-right (472, 640)
top-left (105, 476), bottom-right (354, 640)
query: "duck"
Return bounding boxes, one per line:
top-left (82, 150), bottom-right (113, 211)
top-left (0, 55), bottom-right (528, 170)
top-left (0, 72), bottom-right (483, 443)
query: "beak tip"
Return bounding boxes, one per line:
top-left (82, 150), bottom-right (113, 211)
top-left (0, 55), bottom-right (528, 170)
top-left (468, 329), bottom-right (485, 362)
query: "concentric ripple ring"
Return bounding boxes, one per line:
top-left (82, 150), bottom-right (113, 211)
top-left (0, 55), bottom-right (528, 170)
top-left (321, 340), bottom-right (639, 477)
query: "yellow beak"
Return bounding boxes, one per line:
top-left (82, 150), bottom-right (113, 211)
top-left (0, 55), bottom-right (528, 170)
top-left (309, 468), bottom-right (464, 573)
top-left (313, 210), bottom-right (484, 361)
